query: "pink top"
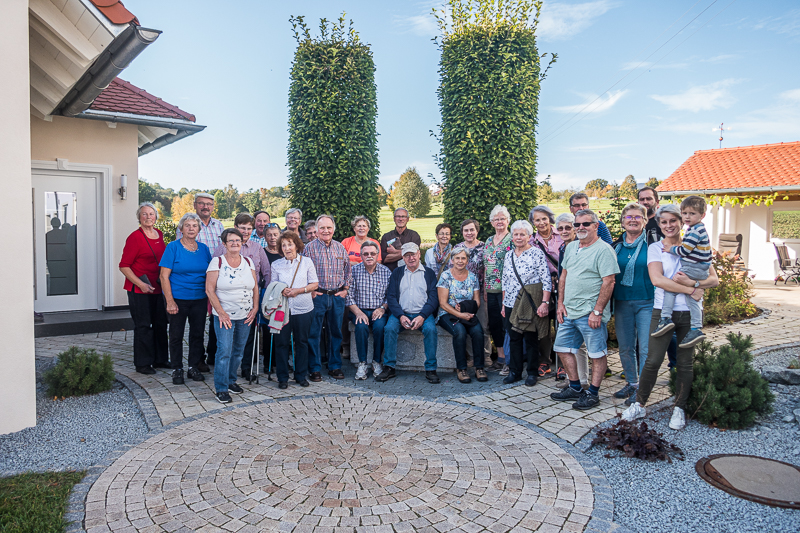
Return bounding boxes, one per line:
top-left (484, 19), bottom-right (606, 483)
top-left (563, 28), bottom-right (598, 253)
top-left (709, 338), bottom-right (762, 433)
top-left (529, 231), bottom-right (563, 274)
top-left (341, 236), bottom-right (382, 264)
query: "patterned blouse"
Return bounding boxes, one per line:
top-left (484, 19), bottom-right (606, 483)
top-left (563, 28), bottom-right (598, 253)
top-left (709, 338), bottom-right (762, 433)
top-left (448, 241), bottom-right (485, 289)
top-left (483, 233), bottom-right (513, 293)
top-left (436, 270), bottom-right (480, 319)
top-left (501, 246), bottom-right (551, 308)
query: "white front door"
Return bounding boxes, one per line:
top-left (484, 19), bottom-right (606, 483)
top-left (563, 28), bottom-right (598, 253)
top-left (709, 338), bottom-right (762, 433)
top-left (32, 173), bottom-right (100, 312)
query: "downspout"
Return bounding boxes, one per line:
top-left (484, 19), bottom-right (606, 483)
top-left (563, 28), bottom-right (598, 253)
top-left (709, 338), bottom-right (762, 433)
top-left (58, 25), bottom-right (161, 117)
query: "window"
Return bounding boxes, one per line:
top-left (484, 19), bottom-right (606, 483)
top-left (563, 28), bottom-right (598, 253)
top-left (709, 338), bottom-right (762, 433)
top-left (771, 209), bottom-right (800, 240)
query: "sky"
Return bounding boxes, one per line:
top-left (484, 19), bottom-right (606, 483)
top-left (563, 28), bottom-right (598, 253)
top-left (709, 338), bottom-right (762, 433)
top-left (127, 0), bottom-right (800, 193)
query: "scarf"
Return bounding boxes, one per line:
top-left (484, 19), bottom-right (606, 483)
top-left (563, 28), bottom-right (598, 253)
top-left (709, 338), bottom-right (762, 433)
top-left (615, 232), bottom-right (645, 287)
top-left (434, 243), bottom-right (452, 267)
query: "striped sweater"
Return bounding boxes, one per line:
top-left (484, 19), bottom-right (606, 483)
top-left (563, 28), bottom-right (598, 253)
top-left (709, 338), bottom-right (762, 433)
top-left (671, 222), bottom-right (712, 264)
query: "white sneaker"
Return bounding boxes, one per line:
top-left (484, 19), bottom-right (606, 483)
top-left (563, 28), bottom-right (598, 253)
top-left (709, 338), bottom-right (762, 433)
top-left (355, 362), bottom-right (368, 380)
top-left (499, 364), bottom-right (510, 376)
top-left (621, 402), bottom-right (646, 422)
top-left (669, 406), bottom-right (686, 430)
top-left (372, 361), bottom-right (383, 376)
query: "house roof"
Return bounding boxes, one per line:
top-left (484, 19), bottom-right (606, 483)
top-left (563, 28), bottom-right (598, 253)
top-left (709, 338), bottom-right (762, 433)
top-left (658, 141), bottom-right (800, 194)
top-left (89, 78), bottom-right (197, 122)
top-left (88, 0), bottom-right (138, 25)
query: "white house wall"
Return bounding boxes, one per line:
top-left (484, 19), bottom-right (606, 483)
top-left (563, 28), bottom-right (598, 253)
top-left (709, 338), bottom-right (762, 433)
top-left (0, 0), bottom-right (37, 435)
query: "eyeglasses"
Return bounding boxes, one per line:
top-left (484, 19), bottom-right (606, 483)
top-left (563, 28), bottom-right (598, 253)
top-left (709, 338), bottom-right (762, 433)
top-left (395, 215), bottom-right (409, 219)
top-left (573, 222), bottom-right (594, 228)
top-left (437, 232), bottom-right (451, 237)
top-left (196, 202), bottom-right (214, 208)
top-left (362, 252), bottom-right (378, 257)
top-left (226, 239), bottom-right (243, 244)
top-left (266, 223), bottom-right (279, 228)
top-left (623, 215), bottom-right (644, 221)
top-left (571, 203), bottom-right (589, 209)
top-left (556, 226), bottom-right (572, 232)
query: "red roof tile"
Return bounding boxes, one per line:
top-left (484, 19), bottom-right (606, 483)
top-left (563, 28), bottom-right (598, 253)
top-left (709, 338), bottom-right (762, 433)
top-left (658, 141), bottom-right (800, 193)
top-left (88, 0), bottom-right (138, 25)
top-left (89, 78), bottom-right (196, 122)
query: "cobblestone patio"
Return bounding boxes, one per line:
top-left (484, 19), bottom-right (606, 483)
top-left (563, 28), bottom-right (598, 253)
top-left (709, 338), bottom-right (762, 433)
top-left (37, 282), bottom-right (798, 532)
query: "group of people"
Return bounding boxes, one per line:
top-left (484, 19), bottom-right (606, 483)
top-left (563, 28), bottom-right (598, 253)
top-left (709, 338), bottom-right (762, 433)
top-left (119, 187), bottom-right (718, 427)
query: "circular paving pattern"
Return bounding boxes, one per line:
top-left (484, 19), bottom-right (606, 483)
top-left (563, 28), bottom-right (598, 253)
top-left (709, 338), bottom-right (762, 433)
top-left (83, 396), bottom-right (595, 532)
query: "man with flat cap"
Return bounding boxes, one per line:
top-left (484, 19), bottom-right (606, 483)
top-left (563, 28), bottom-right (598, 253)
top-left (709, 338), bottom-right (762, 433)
top-left (377, 242), bottom-right (440, 383)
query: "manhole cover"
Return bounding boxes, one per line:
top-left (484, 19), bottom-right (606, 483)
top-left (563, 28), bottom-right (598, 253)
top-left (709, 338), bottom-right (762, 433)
top-left (696, 454), bottom-right (800, 509)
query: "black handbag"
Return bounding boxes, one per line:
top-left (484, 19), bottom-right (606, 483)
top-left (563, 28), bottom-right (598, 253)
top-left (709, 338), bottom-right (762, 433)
top-left (456, 299), bottom-right (479, 327)
top-left (533, 238), bottom-right (558, 315)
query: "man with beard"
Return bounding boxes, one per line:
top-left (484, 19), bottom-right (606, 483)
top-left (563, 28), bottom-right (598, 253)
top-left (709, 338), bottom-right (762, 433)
top-left (549, 210), bottom-right (619, 411)
top-left (638, 187), bottom-right (663, 245)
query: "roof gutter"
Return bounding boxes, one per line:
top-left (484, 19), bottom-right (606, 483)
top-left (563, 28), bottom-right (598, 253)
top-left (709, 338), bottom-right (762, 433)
top-left (138, 129), bottom-right (200, 157)
top-left (76, 109), bottom-right (206, 132)
top-left (659, 185), bottom-right (800, 196)
top-left (57, 25), bottom-right (161, 117)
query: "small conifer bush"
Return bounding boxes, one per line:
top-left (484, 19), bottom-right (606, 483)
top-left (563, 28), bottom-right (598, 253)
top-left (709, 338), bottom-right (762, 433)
top-left (670, 333), bottom-right (773, 430)
top-left (43, 347), bottom-right (114, 397)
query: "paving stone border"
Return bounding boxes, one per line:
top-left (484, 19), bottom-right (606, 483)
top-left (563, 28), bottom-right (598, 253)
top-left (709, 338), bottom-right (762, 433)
top-left (115, 374), bottom-right (163, 432)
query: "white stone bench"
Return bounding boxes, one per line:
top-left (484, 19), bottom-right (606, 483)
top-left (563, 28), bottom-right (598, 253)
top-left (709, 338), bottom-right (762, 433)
top-left (347, 322), bottom-right (458, 371)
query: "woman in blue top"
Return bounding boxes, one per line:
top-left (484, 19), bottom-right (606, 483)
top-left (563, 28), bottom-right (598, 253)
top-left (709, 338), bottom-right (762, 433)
top-left (611, 203), bottom-right (654, 404)
top-left (159, 213), bottom-right (212, 385)
top-left (437, 248), bottom-right (486, 384)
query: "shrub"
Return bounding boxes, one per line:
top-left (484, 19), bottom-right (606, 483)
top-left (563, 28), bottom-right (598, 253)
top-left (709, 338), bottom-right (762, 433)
top-left (287, 14), bottom-right (380, 241)
top-left (703, 250), bottom-right (757, 325)
top-left (591, 418), bottom-right (684, 463)
top-left (43, 347), bottom-right (115, 398)
top-left (155, 218), bottom-right (176, 243)
top-left (669, 333), bottom-right (774, 430)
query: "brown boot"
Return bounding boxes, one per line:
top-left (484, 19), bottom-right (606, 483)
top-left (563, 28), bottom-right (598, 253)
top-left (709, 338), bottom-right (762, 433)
top-left (475, 368), bottom-right (488, 382)
top-left (457, 369), bottom-right (471, 384)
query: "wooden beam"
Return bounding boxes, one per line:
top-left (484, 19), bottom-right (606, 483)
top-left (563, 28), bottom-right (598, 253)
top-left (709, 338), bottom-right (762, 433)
top-left (29, 0), bottom-right (98, 65)
top-left (29, 35), bottom-right (78, 91)
top-left (30, 87), bottom-right (55, 117)
top-left (30, 66), bottom-right (63, 105)
top-left (30, 17), bottom-right (90, 68)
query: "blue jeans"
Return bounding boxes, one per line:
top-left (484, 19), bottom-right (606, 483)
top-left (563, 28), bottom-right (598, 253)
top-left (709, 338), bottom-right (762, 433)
top-left (438, 314), bottom-right (485, 370)
top-left (308, 294), bottom-right (345, 373)
top-left (614, 299), bottom-right (653, 384)
top-left (383, 313), bottom-right (438, 370)
top-left (213, 315), bottom-right (250, 393)
top-left (350, 308), bottom-right (387, 364)
top-left (553, 314), bottom-right (609, 359)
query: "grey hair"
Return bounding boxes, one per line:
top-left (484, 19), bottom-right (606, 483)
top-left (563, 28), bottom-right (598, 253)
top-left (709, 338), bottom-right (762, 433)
top-left (351, 215), bottom-right (371, 229)
top-left (177, 212), bottom-right (202, 232)
top-left (510, 220), bottom-right (534, 236)
top-left (360, 240), bottom-right (379, 253)
top-left (285, 207), bottom-right (303, 219)
top-left (621, 202), bottom-right (647, 222)
top-left (393, 207), bottom-right (409, 217)
top-left (489, 204), bottom-right (511, 222)
top-left (574, 209), bottom-right (599, 224)
top-left (569, 192), bottom-right (589, 206)
top-left (136, 202), bottom-right (158, 222)
top-left (303, 220), bottom-right (316, 230)
top-left (656, 204), bottom-right (681, 222)
top-left (316, 214), bottom-right (336, 231)
top-left (529, 205), bottom-right (556, 225)
top-left (451, 247), bottom-right (469, 259)
top-left (555, 212), bottom-right (574, 227)
top-left (194, 192), bottom-right (214, 202)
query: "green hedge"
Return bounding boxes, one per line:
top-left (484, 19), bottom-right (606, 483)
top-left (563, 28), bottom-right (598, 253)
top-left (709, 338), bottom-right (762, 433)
top-left (772, 210), bottom-right (800, 239)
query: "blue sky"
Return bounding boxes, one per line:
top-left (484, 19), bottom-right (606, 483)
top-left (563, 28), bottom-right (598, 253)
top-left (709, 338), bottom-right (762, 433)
top-left (128, 1), bottom-right (800, 193)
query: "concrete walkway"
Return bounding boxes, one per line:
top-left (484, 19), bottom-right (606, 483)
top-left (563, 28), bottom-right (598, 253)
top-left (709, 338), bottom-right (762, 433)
top-left (35, 282), bottom-right (797, 532)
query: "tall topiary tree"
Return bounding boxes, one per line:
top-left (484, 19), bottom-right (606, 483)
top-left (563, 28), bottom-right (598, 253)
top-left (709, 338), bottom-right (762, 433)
top-left (287, 14), bottom-right (380, 240)
top-left (435, 0), bottom-right (555, 240)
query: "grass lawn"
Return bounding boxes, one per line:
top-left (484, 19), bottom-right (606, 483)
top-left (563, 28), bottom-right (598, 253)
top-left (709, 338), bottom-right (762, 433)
top-left (0, 471), bottom-right (84, 533)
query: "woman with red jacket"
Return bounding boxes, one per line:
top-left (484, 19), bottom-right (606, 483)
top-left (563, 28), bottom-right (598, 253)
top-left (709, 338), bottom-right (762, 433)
top-left (119, 202), bottom-right (169, 374)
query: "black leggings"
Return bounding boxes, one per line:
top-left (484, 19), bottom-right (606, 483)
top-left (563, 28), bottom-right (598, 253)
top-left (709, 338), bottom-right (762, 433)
top-left (486, 292), bottom-right (506, 347)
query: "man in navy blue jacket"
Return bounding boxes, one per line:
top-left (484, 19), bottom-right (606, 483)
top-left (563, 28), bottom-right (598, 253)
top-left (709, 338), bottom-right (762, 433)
top-left (376, 242), bottom-right (440, 383)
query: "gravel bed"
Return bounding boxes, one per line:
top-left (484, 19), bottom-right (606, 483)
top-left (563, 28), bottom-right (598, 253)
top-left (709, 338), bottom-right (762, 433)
top-left (751, 344), bottom-right (800, 371)
top-left (0, 358), bottom-right (148, 476)
top-left (580, 384), bottom-right (800, 533)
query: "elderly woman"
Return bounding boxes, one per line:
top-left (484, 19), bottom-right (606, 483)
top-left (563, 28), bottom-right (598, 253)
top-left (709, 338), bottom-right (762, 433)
top-left (160, 213), bottom-right (213, 385)
top-left (611, 203), bottom-right (653, 404)
top-left (437, 248), bottom-right (486, 383)
top-left (501, 221), bottom-right (551, 386)
top-left (119, 202), bottom-right (168, 374)
top-left (623, 204), bottom-right (719, 430)
top-left (270, 231), bottom-right (319, 389)
top-left (528, 205), bottom-right (563, 377)
top-left (206, 229), bottom-right (259, 404)
top-left (484, 205), bottom-right (513, 372)
top-left (342, 216), bottom-right (381, 265)
top-left (425, 223), bottom-right (454, 275)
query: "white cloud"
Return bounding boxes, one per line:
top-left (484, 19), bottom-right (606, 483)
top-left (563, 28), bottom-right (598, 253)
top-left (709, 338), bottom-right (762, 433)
top-left (754, 9), bottom-right (800, 36)
top-left (650, 79), bottom-right (741, 112)
top-left (538, 1), bottom-right (618, 41)
top-left (551, 89), bottom-right (627, 114)
top-left (393, 1), bottom-right (444, 37)
top-left (700, 54), bottom-right (737, 63)
top-left (562, 143), bottom-right (634, 152)
top-left (780, 88), bottom-right (800, 102)
top-left (620, 60), bottom-right (687, 71)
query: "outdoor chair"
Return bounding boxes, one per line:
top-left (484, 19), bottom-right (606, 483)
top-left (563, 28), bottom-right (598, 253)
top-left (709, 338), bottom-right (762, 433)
top-left (774, 243), bottom-right (800, 285)
top-left (717, 233), bottom-right (746, 273)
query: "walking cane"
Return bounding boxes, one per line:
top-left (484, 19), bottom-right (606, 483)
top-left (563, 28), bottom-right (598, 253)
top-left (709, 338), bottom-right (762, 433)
top-left (266, 331), bottom-right (274, 381)
top-left (248, 322), bottom-right (259, 385)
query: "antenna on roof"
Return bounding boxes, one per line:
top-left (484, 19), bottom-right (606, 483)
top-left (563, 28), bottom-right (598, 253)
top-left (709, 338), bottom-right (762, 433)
top-left (712, 123), bottom-right (729, 148)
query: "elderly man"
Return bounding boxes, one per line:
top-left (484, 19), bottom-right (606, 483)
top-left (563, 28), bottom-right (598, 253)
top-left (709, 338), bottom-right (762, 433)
top-left (250, 211), bottom-right (271, 248)
top-left (550, 209), bottom-right (620, 410)
top-left (569, 193), bottom-right (612, 245)
top-left (377, 243), bottom-right (439, 383)
top-left (346, 241), bottom-right (391, 380)
top-left (283, 208), bottom-right (306, 242)
top-left (304, 220), bottom-right (317, 242)
top-left (176, 192), bottom-right (224, 372)
top-left (638, 187), bottom-right (663, 245)
top-left (304, 214), bottom-right (351, 381)
top-left (380, 207), bottom-right (421, 271)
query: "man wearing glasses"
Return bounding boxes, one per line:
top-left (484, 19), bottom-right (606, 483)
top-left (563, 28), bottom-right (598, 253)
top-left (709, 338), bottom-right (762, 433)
top-left (380, 207), bottom-right (421, 271)
top-left (176, 192), bottom-right (224, 372)
top-left (346, 241), bottom-right (391, 380)
top-left (550, 209), bottom-right (619, 411)
top-left (283, 208), bottom-right (306, 243)
top-left (250, 211), bottom-right (272, 248)
top-left (568, 193), bottom-right (612, 245)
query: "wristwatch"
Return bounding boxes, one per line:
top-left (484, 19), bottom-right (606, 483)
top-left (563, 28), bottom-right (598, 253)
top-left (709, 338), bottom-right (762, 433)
top-left (694, 280), bottom-right (700, 288)
top-left (542, 300), bottom-right (549, 305)
top-left (592, 310), bottom-right (601, 316)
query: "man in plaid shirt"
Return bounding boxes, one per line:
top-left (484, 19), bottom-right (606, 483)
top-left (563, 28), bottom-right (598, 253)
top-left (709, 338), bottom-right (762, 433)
top-left (346, 241), bottom-right (391, 380)
top-left (303, 215), bottom-right (351, 381)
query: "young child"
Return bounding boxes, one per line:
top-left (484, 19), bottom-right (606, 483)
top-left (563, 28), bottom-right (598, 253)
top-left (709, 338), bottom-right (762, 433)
top-left (652, 196), bottom-right (711, 348)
